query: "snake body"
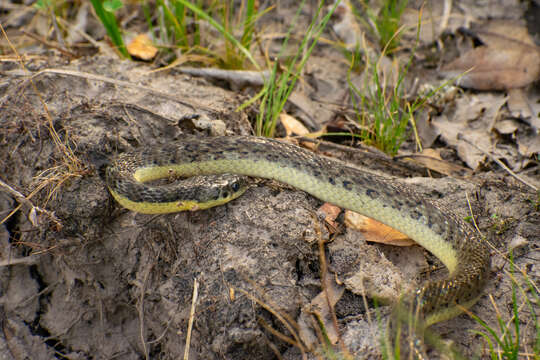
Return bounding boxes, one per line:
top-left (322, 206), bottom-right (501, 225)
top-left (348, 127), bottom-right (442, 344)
top-left (106, 136), bottom-right (490, 326)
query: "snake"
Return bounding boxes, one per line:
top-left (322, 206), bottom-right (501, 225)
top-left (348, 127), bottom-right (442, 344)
top-left (106, 135), bottom-right (490, 327)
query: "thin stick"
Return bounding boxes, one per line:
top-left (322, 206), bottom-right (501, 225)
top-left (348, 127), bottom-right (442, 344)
top-left (0, 256), bottom-right (39, 267)
top-left (0, 178), bottom-right (62, 228)
top-left (465, 192), bottom-right (482, 235)
top-left (29, 69), bottom-right (216, 113)
top-left (138, 264), bottom-right (153, 360)
top-left (184, 278), bottom-right (199, 360)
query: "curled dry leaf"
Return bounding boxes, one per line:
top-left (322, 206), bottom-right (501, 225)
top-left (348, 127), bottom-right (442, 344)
top-left (318, 202), bottom-right (341, 232)
top-left (344, 210), bottom-right (414, 246)
top-left (280, 113), bottom-right (309, 137)
top-left (127, 34), bottom-right (158, 61)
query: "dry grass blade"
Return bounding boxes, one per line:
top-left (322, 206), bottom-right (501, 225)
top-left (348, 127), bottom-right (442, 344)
top-left (184, 278), bottom-right (199, 360)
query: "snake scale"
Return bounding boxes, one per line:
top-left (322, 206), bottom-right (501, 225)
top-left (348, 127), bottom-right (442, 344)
top-left (106, 135), bottom-right (490, 327)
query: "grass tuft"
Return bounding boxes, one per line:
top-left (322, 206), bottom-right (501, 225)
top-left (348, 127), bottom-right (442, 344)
top-left (239, 0), bottom-right (339, 137)
top-left (469, 250), bottom-right (539, 359)
top-left (89, 0), bottom-right (130, 58)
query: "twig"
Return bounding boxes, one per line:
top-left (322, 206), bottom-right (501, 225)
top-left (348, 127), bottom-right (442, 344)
top-left (184, 277), bottom-right (199, 360)
top-left (28, 69), bottom-right (217, 113)
top-left (465, 192), bottom-right (482, 235)
top-left (0, 178), bottom-right (62, 228)
top-left (458, 134), bottom-right (538, 191)
top-left (176, 67), bottom-right (270, 88)
top-left (316, 219), bottom-right (349, 357)
top-left (20, 30), bottom-right (76, 58)
top-left (137, 260), bottom-right (155, 360)
top-left (0, 256), bottom-right (39, 267)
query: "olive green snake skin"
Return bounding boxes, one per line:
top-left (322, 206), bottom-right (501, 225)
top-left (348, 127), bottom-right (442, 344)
top-left (106, 136), bottom-right (490, 326)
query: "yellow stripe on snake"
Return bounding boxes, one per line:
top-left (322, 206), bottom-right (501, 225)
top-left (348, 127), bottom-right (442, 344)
top-left (106, 136), bottom-right (490, 329)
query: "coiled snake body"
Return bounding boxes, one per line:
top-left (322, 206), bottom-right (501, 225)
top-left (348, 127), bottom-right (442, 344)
top-left (106, 136), bottom-right (490, 327)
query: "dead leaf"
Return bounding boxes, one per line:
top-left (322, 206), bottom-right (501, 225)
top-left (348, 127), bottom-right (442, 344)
top-left (442, 21), bottom-right (540, 90)
top-left (471, 20), bottom-right (537, 48)
top-left (494, 119), bottom-right (519, 135)
top-left (507, 88), bottom-right (540, 133)
top-left (517, 131), bottom-right (540, 158)
top-left (127, 34), bottom-right (158, 61)
top-left (344, 211), bottom-right (414, 246)
top-left (431, 93), bottom-right (508, 169)
top-left (415, 109), bottom-right (441, 148)
top-left (507, 88), bottom-right (534, 120)
top-left (318, 203), bottom-right (341, 232)
top-left (297, 271), bottom-right (345, 348)
top-left (330, 0), bottom-right (365, 50)
top-left (399, 148), bottom-right (472, 178)
top-left (280, 113), bottom-right (309, 137)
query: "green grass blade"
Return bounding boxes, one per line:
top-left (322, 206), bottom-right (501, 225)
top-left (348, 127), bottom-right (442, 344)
top-left (470, 330), bottom-right (497, 360)
top-left (90, 0), bottom-right (130, 58)
top-left (176, 0), bottom-right (259, 70)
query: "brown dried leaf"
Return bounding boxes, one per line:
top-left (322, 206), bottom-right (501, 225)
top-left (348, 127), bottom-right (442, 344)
top-left (507, 88), bottom-right (540, 132)
top-left (127, 34), bottom-right (158, 61)
top-left (494, 119), bottom-right (519, 135)
top-left (472, 20), bottom-right (536, 48)
top-left (401, 149), bottom-right (472, 178)
top-left (507, 88), bottom-right (534, 121)
top-left (330, 0), bottom-right (366, 50)
top-left (318, 203), bottom-right (341, 232)
top-left (280, 113), bottom-right (309, 137)
top-left (443, 47), bottom-right (540, 90)
top-left (431, 93), bottom-right (508, 169)
top-left (442, 21), bottom-right (540, 90)
top-left (344, 211), bottom-right (414, 246)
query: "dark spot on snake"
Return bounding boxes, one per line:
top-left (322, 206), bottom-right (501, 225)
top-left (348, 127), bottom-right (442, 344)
top-left (184, 144), bottom-right (197, 152)
top-left (410, 210), bottom-right (422, 220)
top-left (427, 216), bottom-right (433, 229)
top-left (222, 191), bottom-right (229, 199)
top-left (328, 177), bottom-right (335, 185)
top-left (292, 160), bottom-right (302, 168)
top-left (366, 189), bottom-right (378, 199)
top-left (342, 180), bottom-right (353, 190)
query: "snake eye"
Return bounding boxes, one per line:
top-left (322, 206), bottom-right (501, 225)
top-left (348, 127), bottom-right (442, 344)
top-left (231, 181), bottom-right (240, 192)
